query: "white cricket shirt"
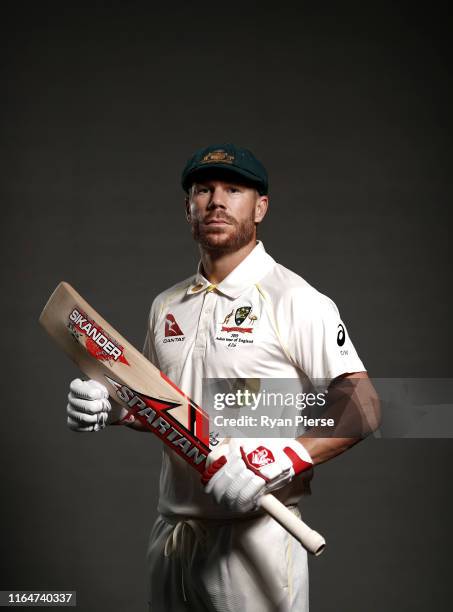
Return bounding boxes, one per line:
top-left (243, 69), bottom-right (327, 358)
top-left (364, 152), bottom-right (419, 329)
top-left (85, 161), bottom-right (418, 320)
top-left (143, 241), bottom-right (365, 518)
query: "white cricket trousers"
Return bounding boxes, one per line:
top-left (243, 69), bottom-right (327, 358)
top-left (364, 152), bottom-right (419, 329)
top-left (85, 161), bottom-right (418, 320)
top-left (147, 507), bottom-right (309, 612)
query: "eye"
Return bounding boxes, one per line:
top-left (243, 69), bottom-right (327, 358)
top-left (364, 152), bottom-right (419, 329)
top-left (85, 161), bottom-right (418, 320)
top-left (228, 186), bottom-right (241, 193)
top-left (195, 186), bottom-right (209, 194)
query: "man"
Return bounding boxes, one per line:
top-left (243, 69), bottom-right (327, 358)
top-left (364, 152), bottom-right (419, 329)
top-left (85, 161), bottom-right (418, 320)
top-left (67, 144), bottom-right (379, 611)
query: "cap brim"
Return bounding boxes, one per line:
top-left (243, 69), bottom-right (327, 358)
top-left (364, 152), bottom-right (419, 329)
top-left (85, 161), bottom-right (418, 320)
top-left (183, 165), bottom-right (266, 194)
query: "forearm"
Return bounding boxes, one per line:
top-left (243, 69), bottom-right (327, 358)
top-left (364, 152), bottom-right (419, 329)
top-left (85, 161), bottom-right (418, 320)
top-left (298, 435), bottom-right (361, 465)
top-left (298, 372), bottom-right (380, 466)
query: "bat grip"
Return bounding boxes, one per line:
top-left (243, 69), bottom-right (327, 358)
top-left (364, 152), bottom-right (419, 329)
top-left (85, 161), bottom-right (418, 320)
top-left (258, 494), bottom-right (326, 556)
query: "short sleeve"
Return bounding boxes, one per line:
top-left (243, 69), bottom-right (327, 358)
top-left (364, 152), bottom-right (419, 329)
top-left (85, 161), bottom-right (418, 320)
top-left (280, 290), bottom-right (366, 384)
top-left (142, 298), bottom-right (160, 368)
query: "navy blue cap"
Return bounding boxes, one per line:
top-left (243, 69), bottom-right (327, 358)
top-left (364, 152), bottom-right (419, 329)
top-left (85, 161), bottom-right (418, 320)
top-left (181, 143), bottom-right (268, 195)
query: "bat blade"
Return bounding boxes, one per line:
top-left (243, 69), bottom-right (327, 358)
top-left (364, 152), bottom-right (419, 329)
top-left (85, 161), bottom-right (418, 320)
top-left (39, 282), bottom-right (210, 470)
top-left (39, 281), bottom-right (325, 555)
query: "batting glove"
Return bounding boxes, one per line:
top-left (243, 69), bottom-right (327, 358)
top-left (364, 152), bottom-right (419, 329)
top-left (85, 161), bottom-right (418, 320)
top-left (67, 378), bottom-right (111, 432)
top-left (201, 438), bottom-right (313, 513)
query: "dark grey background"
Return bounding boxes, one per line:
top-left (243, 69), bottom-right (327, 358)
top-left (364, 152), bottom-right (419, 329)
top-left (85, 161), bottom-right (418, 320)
top-left (2, 3), bottom-right (452, 611)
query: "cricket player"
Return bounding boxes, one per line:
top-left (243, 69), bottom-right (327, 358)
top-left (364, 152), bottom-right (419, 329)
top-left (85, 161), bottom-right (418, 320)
top-left (66, 144), bottom-right (379, 611)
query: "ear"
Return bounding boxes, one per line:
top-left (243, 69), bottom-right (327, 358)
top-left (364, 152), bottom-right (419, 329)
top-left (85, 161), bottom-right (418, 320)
top-left (185, 197), bottom-right (191, 223)
top-left (254, 196), bottom-right (269, 224)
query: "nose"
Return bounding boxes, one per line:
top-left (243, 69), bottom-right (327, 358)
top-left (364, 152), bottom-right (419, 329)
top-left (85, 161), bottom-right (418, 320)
top-left (207, 186), bottom-right (227, 210)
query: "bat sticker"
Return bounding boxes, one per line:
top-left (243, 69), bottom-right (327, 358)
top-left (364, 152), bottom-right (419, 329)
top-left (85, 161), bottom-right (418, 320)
top-left (105, 375), bottom-right (210, 471)
top-left (68, 307), bottom-right (130, 366)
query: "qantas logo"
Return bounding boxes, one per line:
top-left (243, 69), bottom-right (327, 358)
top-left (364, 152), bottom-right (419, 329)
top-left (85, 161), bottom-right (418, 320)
top-left (165, 313), bottom-right (183, 336)
top-left (68, 307), bottom-right (129, 365)
top-left (246, 446), bottom-right (275, 468)
top-left (163, 313), bottom-right (185, 343)
top-left (105, 376), bottom-right (209, 471)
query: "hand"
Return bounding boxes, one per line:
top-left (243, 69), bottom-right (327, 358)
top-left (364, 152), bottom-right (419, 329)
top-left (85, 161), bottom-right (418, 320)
top-left (201, 438), bottom-right (313, 513)
top-left (67, 378), bottom-right (111, 432)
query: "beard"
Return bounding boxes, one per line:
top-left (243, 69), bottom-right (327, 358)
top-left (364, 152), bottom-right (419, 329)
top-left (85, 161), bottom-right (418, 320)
top-left (191, 210), bottom-right (256, 255)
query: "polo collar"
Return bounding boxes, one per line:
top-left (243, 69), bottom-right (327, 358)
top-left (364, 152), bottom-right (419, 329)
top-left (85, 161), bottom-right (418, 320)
top-left (186, 241), bottom-right (276, 299)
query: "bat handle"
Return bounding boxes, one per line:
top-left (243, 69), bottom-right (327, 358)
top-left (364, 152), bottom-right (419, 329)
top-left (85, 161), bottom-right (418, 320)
top-left (258, 494), bottom-right (326, 556)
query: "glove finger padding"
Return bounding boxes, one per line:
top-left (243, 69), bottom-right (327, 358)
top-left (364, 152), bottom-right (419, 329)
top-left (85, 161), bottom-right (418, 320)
top-left (67, 403), bottom-right (107, 424)
top-left (67, 378), bottom-right (111, 432)
top-left (67, 394), bottom-right (111, 415)
top-left (69, 378), bottom-right (109, 400)
top-left (67, 415), bottom-right (104, 432)
top-left (204, 454), bottom-right (266, 512)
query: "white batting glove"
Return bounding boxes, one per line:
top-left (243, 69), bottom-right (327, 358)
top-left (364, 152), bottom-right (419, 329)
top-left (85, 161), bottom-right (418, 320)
top-left (201, 438), bottom-right (313, 513)
top-left (67, 378), bottom-right (111, 432)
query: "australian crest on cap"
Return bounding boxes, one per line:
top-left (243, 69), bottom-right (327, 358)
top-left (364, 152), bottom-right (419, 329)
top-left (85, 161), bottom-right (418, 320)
top-left (201, 150), bottom-right (235, 164)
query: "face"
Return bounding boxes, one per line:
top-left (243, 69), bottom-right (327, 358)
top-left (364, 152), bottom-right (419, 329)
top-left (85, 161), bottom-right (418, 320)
top-left (185, 178), bottom-right (268, 254)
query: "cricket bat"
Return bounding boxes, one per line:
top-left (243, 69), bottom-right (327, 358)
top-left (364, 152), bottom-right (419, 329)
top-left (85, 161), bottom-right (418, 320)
top-left (39, 282), bottom-right (326, 556)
